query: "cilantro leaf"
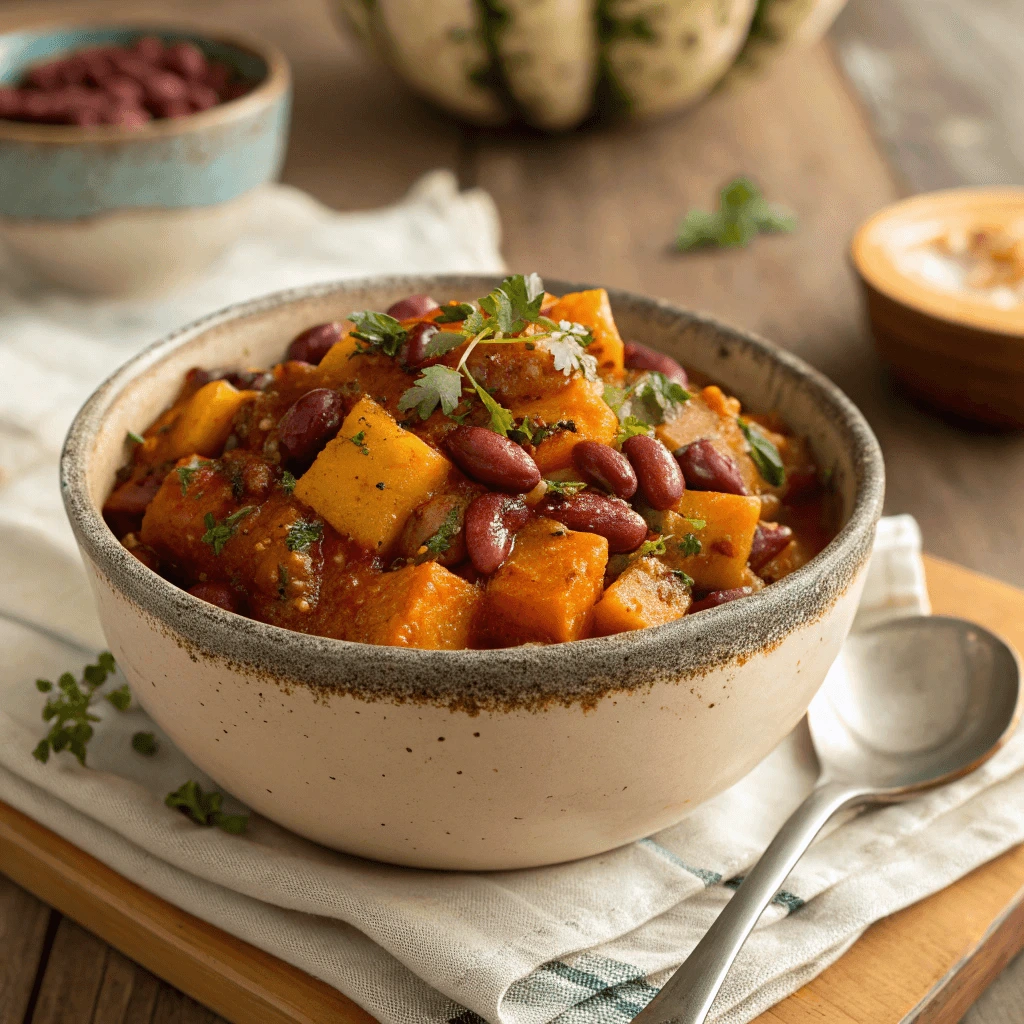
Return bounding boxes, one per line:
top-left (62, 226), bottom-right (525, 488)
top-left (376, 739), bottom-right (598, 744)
top-left (738, 418), bottom-right (786, 487)
top-left (675, 178), bottom-right (796, 252)
top-left (347, 430), bottom-right (369, 455)
top-left (424, 330), bottom-right (465, 358)
top-left (678, 533), bottom-right (702, 556)
top-left (165, 780), bottom-right (249, 835)
top-left (672, 569), bottom-right (695, 588)
top-left (637, 535), bottom-right (670, 557)
top-left (132, 731), bottom-right (158, 756)
top-left (435, 302), bottom-right (476, 324)
top-left (286, 518), bottom-right (323, 552)
top-left (614, 416), bottom-right (652, 446)
top-left (280, 470), bottom-right (297, 495)
top-left (348, 310), bottom-right (408, 357)
top-left (478, 274), bottom-right (545, 335)
top-left (514, 419), bottom-right (576, 448)
top-left (616, 372), bottom-right (691, 427)
top-left (201, 506), bottom-right (255, 556)
top-left (398, 364), bottom-right (464, 421)
top-left (544, 479), bottom-right (588, 497)
top-left (683, 516), bottom-right (706, 530)
top-left (463, 368), bottom-right (516, 435)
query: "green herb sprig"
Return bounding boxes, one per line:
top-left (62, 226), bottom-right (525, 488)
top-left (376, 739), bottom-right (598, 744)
top-left (286, 518), bottom-right (323, 553)
top-left (165, 780), bottom-right (248, 835)
top-left (605, 373), bottom-right (691, 430)
top-left (738, 418), bottom-right (786, 487)
top-left (132, 731), bottom-right (158, 756)
top-left (201, 506), bottom-right (256, 556)
top-left (32, 652), bottom-right (129, 766)
top-left (544, 479), bottom-right (588, 498)
top-left (675, 178), bottom-right (796, 252)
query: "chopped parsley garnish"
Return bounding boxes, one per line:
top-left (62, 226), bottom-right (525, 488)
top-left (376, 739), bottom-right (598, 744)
top-left (126, 430), bottom-right (145, 445)
top-left (435, 302), bottom-right (475, 323)
top-left (509, 418), bottom-right (577, 447)
top-left (418, 506), bottom-right (461, 561)
top-left (424, 330), bottom-right (466, 358)
top-left (285, 518), bottom-right (323, 553)
top-left (675, 178), bottom-right (796, 251)
top-left (398, 364), bottom-right (464, 421)
top-left (280, 470), bottom-right (297, 494)
top-left (738, 418), bottom-right (786, 487)
top-left (477, 273), bottom-right (545, 335)
top-left (132, 731), bottom-right (158, 756)
top-left (175, 459), bottom-right (209, 495)
top-left (201, 506), bottom-right (255, 556)
top-left (544, 479), bottom-right (588, 497)
top-left (678, 533), bottom-right (702, 557)
top-left (672, 569), bottom-right (695, 588)
top-left (347, 430), bottom-right (369, 455)
top-left (637, 535), bottom-right (670, 557)
top-left (606, 373), bottom-right (691, 428)
top-left (465, 370), bottom-right (516, 435)
top-left (347, 310), bottom-right (408, 357)
top-left (32, 652), bottom-right (125, 766)
top-left (165, 780), bottom-right (248, 835)
top-left (613, 415), bottom-right (652, 446)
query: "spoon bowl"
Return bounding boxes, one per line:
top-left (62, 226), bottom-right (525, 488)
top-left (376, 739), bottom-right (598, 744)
top-left (810, 615), bottom-right (1022, 793)
top-left (636, 614), bottom-right (1021, 1024)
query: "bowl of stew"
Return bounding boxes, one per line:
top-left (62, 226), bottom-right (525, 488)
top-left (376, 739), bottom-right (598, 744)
top-left (0, 21), bottom-right (290, 296)
top-left (61, 275), bottom-right (883, 870)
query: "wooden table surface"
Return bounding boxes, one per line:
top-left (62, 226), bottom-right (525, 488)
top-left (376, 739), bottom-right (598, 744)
top-left (3, 0), bottom-right (1024, 1020)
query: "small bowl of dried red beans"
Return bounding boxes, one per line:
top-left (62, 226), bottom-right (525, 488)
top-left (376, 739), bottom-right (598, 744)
top-left (0, 24), bottom-right (291, 296)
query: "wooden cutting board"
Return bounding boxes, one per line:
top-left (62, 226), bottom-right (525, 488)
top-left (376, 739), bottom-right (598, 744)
top-left (1, 554), bottom-right (1022, 1024)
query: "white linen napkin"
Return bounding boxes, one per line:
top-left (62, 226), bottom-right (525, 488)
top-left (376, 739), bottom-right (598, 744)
top-left (2, 178), bottom-right (1024, 1024)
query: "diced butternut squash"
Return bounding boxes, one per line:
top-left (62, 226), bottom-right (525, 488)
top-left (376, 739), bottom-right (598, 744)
top-left (354, 561), bottom-right (480, 649)
top-left (481, 518), bottom-right (608, 645)
top-left (317, 332), bottom-right (359, 372)
top-left (510, 377), bottom-right (618, 473)
top-left (548, 289), bottom-right (625, 376)
top-left (164, 380), bottom-right (256, 460)
top-left (652, 491), bottom-right (761, 590)
top-left (318, 332), bottom-right (420, 415)
top-left (592, 558), bottom-right (691, 636)
top-left (294, 397), bottom-right (451, 554)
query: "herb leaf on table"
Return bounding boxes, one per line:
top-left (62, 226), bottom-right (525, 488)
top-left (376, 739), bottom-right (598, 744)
top-left (165, 780), bottom-right (248, 834)
top-left (675, 178), bottom-right (796, 251)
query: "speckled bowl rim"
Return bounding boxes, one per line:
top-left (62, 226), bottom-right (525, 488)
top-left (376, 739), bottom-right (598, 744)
top-left (851, 187), bottom-right (1024, 339)
top-left (0, 17), bottom-right (290, 143)
top-left (61, 276), bottom-right (885, 711)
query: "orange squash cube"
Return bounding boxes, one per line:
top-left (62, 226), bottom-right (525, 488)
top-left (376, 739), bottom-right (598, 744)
top-left (592, 558), bottom-right (692, 636)
top-left (164, 380), bottom-right (256, 460)
top-left (355, 561), bottom-right (480, 649)
top-left (547, 288), bottom-right (625, 376)
top-left (481, 518), bottom-right (608, 645)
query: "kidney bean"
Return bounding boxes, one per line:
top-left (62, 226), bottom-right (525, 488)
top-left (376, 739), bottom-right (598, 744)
top-left (286, 322), bottom-right (343, 365)
top-left (674, 438), bottom-right (748, 496)
top-left (464, 493), bottom-right (530, 574)
top-left (103, 76), bottom-right (145, 105)
top-left (188, 582), bottom-right (240, 614)
top-left (110, 51), bottom-right (154, 82)
top-left (397, 493), bottom-right (468, 566)
top-left (622, 434), bottom-right (684, 510)
top-left (25, 63), bottom-right (63, 90)
top-left (444, 426), bottom-right (541, 493)
top-left (623, 341), bottom-right (688, 386)
top-left (67, 107), bottom-right (103, 126)
top-left (144, 71), bottom-right (188, 104)
top-left (187, 83), bottom-right (219, 112)
top-left (401, 322), bottom-right (439, 369)
top-left (0, 88), bottom-right (20, 119)
top-left (102, 474), bottom-right (164, 538)
top-left (689, 587), bottom-right (754, 613)
top-left (227, 369), bottom-right (274, 391)
top-left (386, 294), bottom-right (439, 320)
top-left (163, 41), bottom-right (207, 80)
top-left (104, 104), bottom-right (151, 128)
top-left (277, 388), bottom-right (344, 469)
top-left (571, 441), bottom-right (637, 500)
top-left (538, 492), bottom-right (647, 553)
top-left (133, 36), bottom-right (166, 63)
top-left (748, 522), bottom-right (794, 570)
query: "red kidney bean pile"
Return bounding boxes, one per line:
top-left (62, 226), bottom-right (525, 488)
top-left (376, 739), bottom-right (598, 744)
top-left (0, 36), bottom-right (250, 128)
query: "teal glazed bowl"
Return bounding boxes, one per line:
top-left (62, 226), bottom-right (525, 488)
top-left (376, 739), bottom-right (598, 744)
top-left (0, 23), bottom-right (291, 296)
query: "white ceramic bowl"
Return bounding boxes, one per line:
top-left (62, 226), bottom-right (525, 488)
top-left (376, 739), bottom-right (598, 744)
top-left (61, 276), bottom-right (884, 870)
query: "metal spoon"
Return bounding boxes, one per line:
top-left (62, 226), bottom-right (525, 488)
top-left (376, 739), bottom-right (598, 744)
top-left (634, 615), bottom-right (1021, 1024)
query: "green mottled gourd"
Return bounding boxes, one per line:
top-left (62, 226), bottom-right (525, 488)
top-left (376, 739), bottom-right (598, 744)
top-left (332, 0), bottom-right (849, 131)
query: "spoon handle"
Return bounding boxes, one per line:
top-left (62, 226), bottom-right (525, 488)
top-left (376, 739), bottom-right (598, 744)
top-left (633, 780), bottom-right (870, 1024)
